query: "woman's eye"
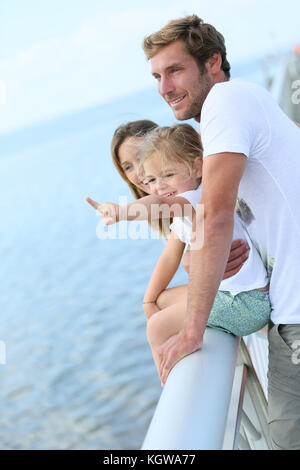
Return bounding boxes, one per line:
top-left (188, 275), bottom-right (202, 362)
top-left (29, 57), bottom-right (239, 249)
top-left (124, 165), bottom-right (132, 172)
top-left (165, 173), bottom-right (174, 178)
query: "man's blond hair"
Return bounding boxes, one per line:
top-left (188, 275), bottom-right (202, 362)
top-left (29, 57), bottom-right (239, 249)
top-left (142, 14), bottom-right (230, 78)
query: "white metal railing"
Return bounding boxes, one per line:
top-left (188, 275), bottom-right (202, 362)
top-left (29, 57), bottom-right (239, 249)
top-left (142, 327), bottom-right (240, 450)
top-left (141, 330), bottom-right (271, 450)
top-left (223, 337), bottom-right (271, 450)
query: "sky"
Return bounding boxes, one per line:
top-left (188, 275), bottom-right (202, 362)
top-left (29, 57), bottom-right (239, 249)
top-left (0, 0), bottom-right (299, 134)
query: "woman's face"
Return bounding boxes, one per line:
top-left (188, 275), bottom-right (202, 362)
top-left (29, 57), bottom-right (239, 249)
top-left (118, 137), bottom-right (150, 193)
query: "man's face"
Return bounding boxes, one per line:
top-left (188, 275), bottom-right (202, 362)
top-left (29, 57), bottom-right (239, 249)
top-left (151, 40), bottom-right (214, 122)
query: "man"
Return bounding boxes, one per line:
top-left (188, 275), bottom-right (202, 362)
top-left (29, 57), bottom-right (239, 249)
top-left (143, 15), bottom-right (300, 450)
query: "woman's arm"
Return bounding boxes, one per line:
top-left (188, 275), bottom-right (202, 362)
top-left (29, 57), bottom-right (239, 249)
top-left (143, 232), bottom-right (185, 320)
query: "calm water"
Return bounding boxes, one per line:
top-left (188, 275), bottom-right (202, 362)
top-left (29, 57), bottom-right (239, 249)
top-left (0, 62), bottom-right (267, 449)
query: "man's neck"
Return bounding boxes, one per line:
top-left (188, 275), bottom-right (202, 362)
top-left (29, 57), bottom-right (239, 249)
top-left (194, 73), bottom-right (229, 123)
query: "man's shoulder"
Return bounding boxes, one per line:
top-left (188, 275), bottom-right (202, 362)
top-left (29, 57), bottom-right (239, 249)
top-left (203, 79), bottom-right (270, 118)
top-left (206, 78), bottom-right (264, 103)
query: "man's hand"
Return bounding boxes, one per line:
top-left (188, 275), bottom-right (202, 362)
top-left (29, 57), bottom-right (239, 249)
top-left (158, 328), bottom-right (203, 386)
top-left (86, 196), bottom-right (119, 225)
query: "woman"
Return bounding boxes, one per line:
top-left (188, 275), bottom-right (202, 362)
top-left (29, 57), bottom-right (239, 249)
top-left (111, 120), bottom-right (158, 199)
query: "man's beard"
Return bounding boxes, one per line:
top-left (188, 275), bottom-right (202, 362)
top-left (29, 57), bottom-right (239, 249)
top-left (175, 71), bottom-right (213, 121)
top-left (175, 97), bottom-right (204, 121)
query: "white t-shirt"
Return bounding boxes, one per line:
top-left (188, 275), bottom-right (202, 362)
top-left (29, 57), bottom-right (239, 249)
top-left (200, 78), bottom-right (300, 324)
top-left (170, 185), bottom-right (268, 296)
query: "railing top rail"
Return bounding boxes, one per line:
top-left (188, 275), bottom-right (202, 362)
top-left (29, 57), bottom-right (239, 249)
top-left (142, 328), bottom-right (240, 450)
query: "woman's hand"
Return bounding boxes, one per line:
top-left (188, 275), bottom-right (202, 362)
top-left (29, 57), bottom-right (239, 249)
top-left (182, 239), bottom-right (249, 277)
top-left (86, 196), bottom-right (119, 225)
top-left (223, 239), bottom-right (250, 279)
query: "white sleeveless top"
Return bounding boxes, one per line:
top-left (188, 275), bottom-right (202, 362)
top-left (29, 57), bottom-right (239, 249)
top-left (169, 185), bottom-right (268, 295)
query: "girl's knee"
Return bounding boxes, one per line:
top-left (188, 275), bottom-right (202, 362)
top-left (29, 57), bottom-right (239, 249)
top-left (156, 290), bottom-right (167, 310)
top-left (146, 314), bottom-right (163, 348)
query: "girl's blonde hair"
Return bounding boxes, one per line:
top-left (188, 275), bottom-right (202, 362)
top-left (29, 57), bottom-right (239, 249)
top-left (139, 123), bottom-right (203, 179)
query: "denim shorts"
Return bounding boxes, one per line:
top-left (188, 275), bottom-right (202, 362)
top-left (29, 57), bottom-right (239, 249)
top-left (207, 289), bottom-right (271, 337)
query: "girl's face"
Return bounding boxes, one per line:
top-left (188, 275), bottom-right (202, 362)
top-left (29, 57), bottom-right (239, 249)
top-left (118, 137), bottom-right (149, 193)
top-left (142, 154), bottom-right (202, 197)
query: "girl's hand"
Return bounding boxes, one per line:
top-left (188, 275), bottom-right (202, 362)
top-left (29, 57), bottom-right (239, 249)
top-left (85, 196), bottom-right (119, 225)
top-left (143, 301), bottom-right (159, 320)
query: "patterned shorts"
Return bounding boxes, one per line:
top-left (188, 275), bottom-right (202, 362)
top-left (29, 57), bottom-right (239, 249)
top-left (207, 289), bottom-right (271, 337)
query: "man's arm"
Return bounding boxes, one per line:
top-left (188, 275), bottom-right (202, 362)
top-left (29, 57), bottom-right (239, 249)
top-left (158, 152), bottom-right (247, 385)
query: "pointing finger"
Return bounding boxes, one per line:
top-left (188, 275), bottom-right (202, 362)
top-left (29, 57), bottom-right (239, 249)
top-left (85, 196), bottom-right (100, 210)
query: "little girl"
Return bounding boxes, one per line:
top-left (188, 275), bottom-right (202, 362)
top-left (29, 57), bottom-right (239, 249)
top-left (86, 124), bottom-right (270, 376)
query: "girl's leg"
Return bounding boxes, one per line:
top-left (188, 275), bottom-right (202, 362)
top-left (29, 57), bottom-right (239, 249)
top-left (147, 300), bottom-right (186, 376)
top-left (143, 285), bottom-right (187, 321)
top-left (156, 284), bottom-right (187, 310)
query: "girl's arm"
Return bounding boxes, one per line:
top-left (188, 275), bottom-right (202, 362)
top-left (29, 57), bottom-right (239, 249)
top-left (143, 232), bottom-right (185, 320)
top-left (85, 195), bottom-right (191, 224)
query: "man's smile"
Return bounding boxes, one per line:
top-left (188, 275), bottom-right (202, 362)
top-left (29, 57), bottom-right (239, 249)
top-left (167, 94), bottom-right (186, 108)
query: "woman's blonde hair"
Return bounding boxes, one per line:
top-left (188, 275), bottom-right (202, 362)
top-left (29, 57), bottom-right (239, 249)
top-left (142, 14), bottom-right (230, 79)
top-left (139, 123), bottom-right (203, 180)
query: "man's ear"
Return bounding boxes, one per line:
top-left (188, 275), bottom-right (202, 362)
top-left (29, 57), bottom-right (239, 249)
top-left (205, 53), bottom-right (222, 75)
